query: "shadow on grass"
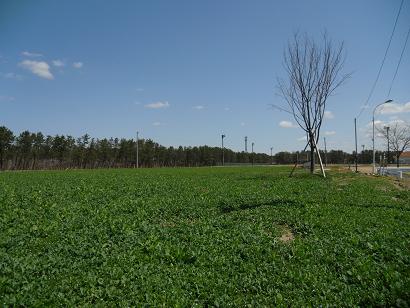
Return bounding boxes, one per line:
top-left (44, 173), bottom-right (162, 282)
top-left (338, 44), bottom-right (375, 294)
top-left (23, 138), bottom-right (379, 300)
top-left (219, 198), bottom-right (302, 213)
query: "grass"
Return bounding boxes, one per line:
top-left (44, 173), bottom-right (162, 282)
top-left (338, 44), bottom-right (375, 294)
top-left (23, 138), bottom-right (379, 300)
top-left (0, 167), bottom-right (409, 306)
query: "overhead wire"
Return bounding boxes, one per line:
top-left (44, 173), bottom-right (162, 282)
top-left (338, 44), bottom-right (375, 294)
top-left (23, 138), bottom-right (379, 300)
top-left (387, 25), bottom-right (410, 97)
top-left (356, 0), bottom-right (404, 119)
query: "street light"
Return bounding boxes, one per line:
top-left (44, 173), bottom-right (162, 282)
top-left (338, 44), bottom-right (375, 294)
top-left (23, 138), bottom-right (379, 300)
top-left (270, 147), bottom-right (273, 165)
top-left (373, 99), bottom-right (393, 173)
top-left (385, 126), bottom-right (390, 165)
top-left (221, 134), bottom-right (226, 166)
top-left (251, 142), bottom-right (254, 166)
top-left (136, 131), bottom-right (139, 168)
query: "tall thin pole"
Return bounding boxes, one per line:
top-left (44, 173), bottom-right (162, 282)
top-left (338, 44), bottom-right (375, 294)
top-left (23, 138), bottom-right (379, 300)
top-left (386, 126), bottom-right (390, 166)
top-left (136, 131), bottom-right (139, 168)
top-left (270, 147), bottom-right (273, 165)
top-left (221, 134), bottom-right (225, 166)
top-left (354, 118), bottom-right (358, 172)
top-left (251, 142), bottom-right (254, 166)
top-left (362, 145), bottom-right (365, 164)
top-left (372, 99), bottom-right (393, 173)
top-left (245, 136), bottom-right (248, 153)
top-left (324, 137), bottom-right (327, 167)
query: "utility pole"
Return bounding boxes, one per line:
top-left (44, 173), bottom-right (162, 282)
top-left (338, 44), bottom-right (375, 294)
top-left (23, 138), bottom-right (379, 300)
top-left (362, 144), bottom-right (365, 164)
top-left (324, 137), bottom-right (327, 167)
top-left (270, 147), bottom-right (273, 165)
top-left (373, 100), bottom-right (393, 173)
top-left (245, 136), bottom-right (248, 153)
top-left (385, 126), bottom-right (390, 166)
top-left (221, 134), bottom-right (226, 166)
top-left (251, 142), bottom-right (254, 166)
top-left (354, 118), bottom-right (358, 172)
top-left (136, 131), bottom-right (139, 168)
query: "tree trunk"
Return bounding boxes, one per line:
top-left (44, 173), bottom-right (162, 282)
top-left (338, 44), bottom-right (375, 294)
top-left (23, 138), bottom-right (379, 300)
top-left (397, 152), bottom-right (400, 168)
top-left (310, 142), bottom-right (315, 174)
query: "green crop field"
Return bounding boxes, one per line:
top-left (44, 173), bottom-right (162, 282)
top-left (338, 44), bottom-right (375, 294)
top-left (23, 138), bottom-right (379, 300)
top-left (1, 167), bottom-right (409, 306)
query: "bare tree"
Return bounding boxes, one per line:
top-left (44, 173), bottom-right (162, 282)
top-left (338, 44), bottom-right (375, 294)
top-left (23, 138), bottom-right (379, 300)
top-left (276, 32), bottom-right (349, 175)
top-left (377, 122), bottom-right (410, 167)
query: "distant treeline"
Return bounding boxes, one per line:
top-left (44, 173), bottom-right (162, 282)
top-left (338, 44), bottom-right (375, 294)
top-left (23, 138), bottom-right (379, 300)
top-left (0, 126), bottom-right (376, 170)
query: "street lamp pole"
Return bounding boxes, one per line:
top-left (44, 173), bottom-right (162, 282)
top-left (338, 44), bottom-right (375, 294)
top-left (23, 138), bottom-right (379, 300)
top-left (372, 99), bottom-right (393, 173)
top-left (221, 134), bottom-right (226, 166)
top-left (251, 142), bottom-right (254, 166)
top-left (385, 126), bottom-right (390, 166)
top-left (136, 131), bottom-right (139, 168)
top-left (270, 147), bottom-right (273, 165)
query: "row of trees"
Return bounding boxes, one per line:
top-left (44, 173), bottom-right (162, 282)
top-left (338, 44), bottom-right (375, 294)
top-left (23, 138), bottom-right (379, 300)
top-left (0, 126), bottom-right (274, 170)
top-left (0, 126), bottom-right (402, 171)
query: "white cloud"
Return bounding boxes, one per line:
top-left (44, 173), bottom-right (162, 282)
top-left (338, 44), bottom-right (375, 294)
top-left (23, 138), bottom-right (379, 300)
top-left (364, 119), bottom-right (409, 138)
top-left (377, 102), bottom-right (410, 115)
top-left (152, 121), bottom-right (162, 126)
top-left (224, 107), bottom-right (230, 111)
top-left (240, 122), bottom-right (245, 126)
top-left (297, 136), bottom-right (307, 142)
top-left (324, 131), bottom-right (336, 136)
top-left (19, 60), bottom-right (53, 79)
top-left (279, 120), bottom-right (296, 128)
top-left (73, 62), bottom-right (83, 68)
top-left (52, 59), bottom-right (65, 67)
top-left (144, 101), bottom-right (170, 109)
top-left (21, 51), bottom-right (43, 57)
top-left (134, 101), bottom-right (141, 105)
top-left (193, 105), bottom-right (204, 110)
top-left (324, 111), bottom-right (334, 119)
top-left (1, 72), bottom-right (23, 80)
top-left (136, 88), bottom-right (144, 92)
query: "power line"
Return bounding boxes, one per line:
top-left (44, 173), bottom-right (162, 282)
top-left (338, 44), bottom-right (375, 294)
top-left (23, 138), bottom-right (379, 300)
top-left (387, 25), bottom-right (410, 97)
top-left (357, 0), bottom-right (404, 118)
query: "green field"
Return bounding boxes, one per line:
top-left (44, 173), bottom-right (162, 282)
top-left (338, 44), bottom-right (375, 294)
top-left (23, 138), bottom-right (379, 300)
top-left (1, 167), bottom-right (409, 306)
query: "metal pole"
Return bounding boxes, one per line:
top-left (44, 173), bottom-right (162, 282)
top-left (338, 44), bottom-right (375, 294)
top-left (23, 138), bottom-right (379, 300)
top-left (361, 145), bottom-right (365, 164)
top-left (245, 136), bottom-right (248, 153)
top-left (324, 137), bottom-right (327, 167)
top-left (270, 147), bottom-right (273, 165)
top-left (372, 99), bottom-right (393, 173)
top-left (221, 134), bottom-right (225, 166)
top-left (386, 126), bottom-right (390, 165)
top-left (354, 118), bottom-right (358, 172)
top-left (251, 142), bottom-right (254, 166)
top-left (136, 131), bottom-right (139, 168)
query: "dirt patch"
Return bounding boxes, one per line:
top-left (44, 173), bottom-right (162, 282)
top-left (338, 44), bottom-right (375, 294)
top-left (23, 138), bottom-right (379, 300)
top-left (279, 225), bottom-right (295, 243)
top-left (392, 179), bottom-right (410, 191)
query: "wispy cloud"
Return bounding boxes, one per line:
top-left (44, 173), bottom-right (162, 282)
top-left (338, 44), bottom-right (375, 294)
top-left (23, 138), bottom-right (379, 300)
top-left (152, 121), bottom-right (162, 126)
top-left (136, 88), bottom-right (144, 92)
top-left (297, 136), bottom-right (307, 142)
top-left (73, 62), bottom-right (83, 69)
top-left (324, 110), bottom-right (334, 119)
top-left (21, 51), bottom-right (43, 57)
top-left (193, 105), bottom-right (204, 110)
top-left (52, 59), bottom-right (65, 67)
top-left (324, 131), bottom-right (336, 136)
top-left (240, 122), bottom-right (245, 126)
top-left (279, 120), bottom-right (297, 128)
top-left (224, 107), bottom-right (230, 111)
top-left (19, 60), bottom-right (53, 79)
top-left (1, 72), bottom-right (23, 80)
top-left (377, 102), bottom-right (410, 115)
top-left (145, 101), bottom-right (170, 109)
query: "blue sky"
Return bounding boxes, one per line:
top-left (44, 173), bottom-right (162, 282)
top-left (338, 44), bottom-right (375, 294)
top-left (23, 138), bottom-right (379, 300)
top-left (0, 0), bottom-right (409, 153)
